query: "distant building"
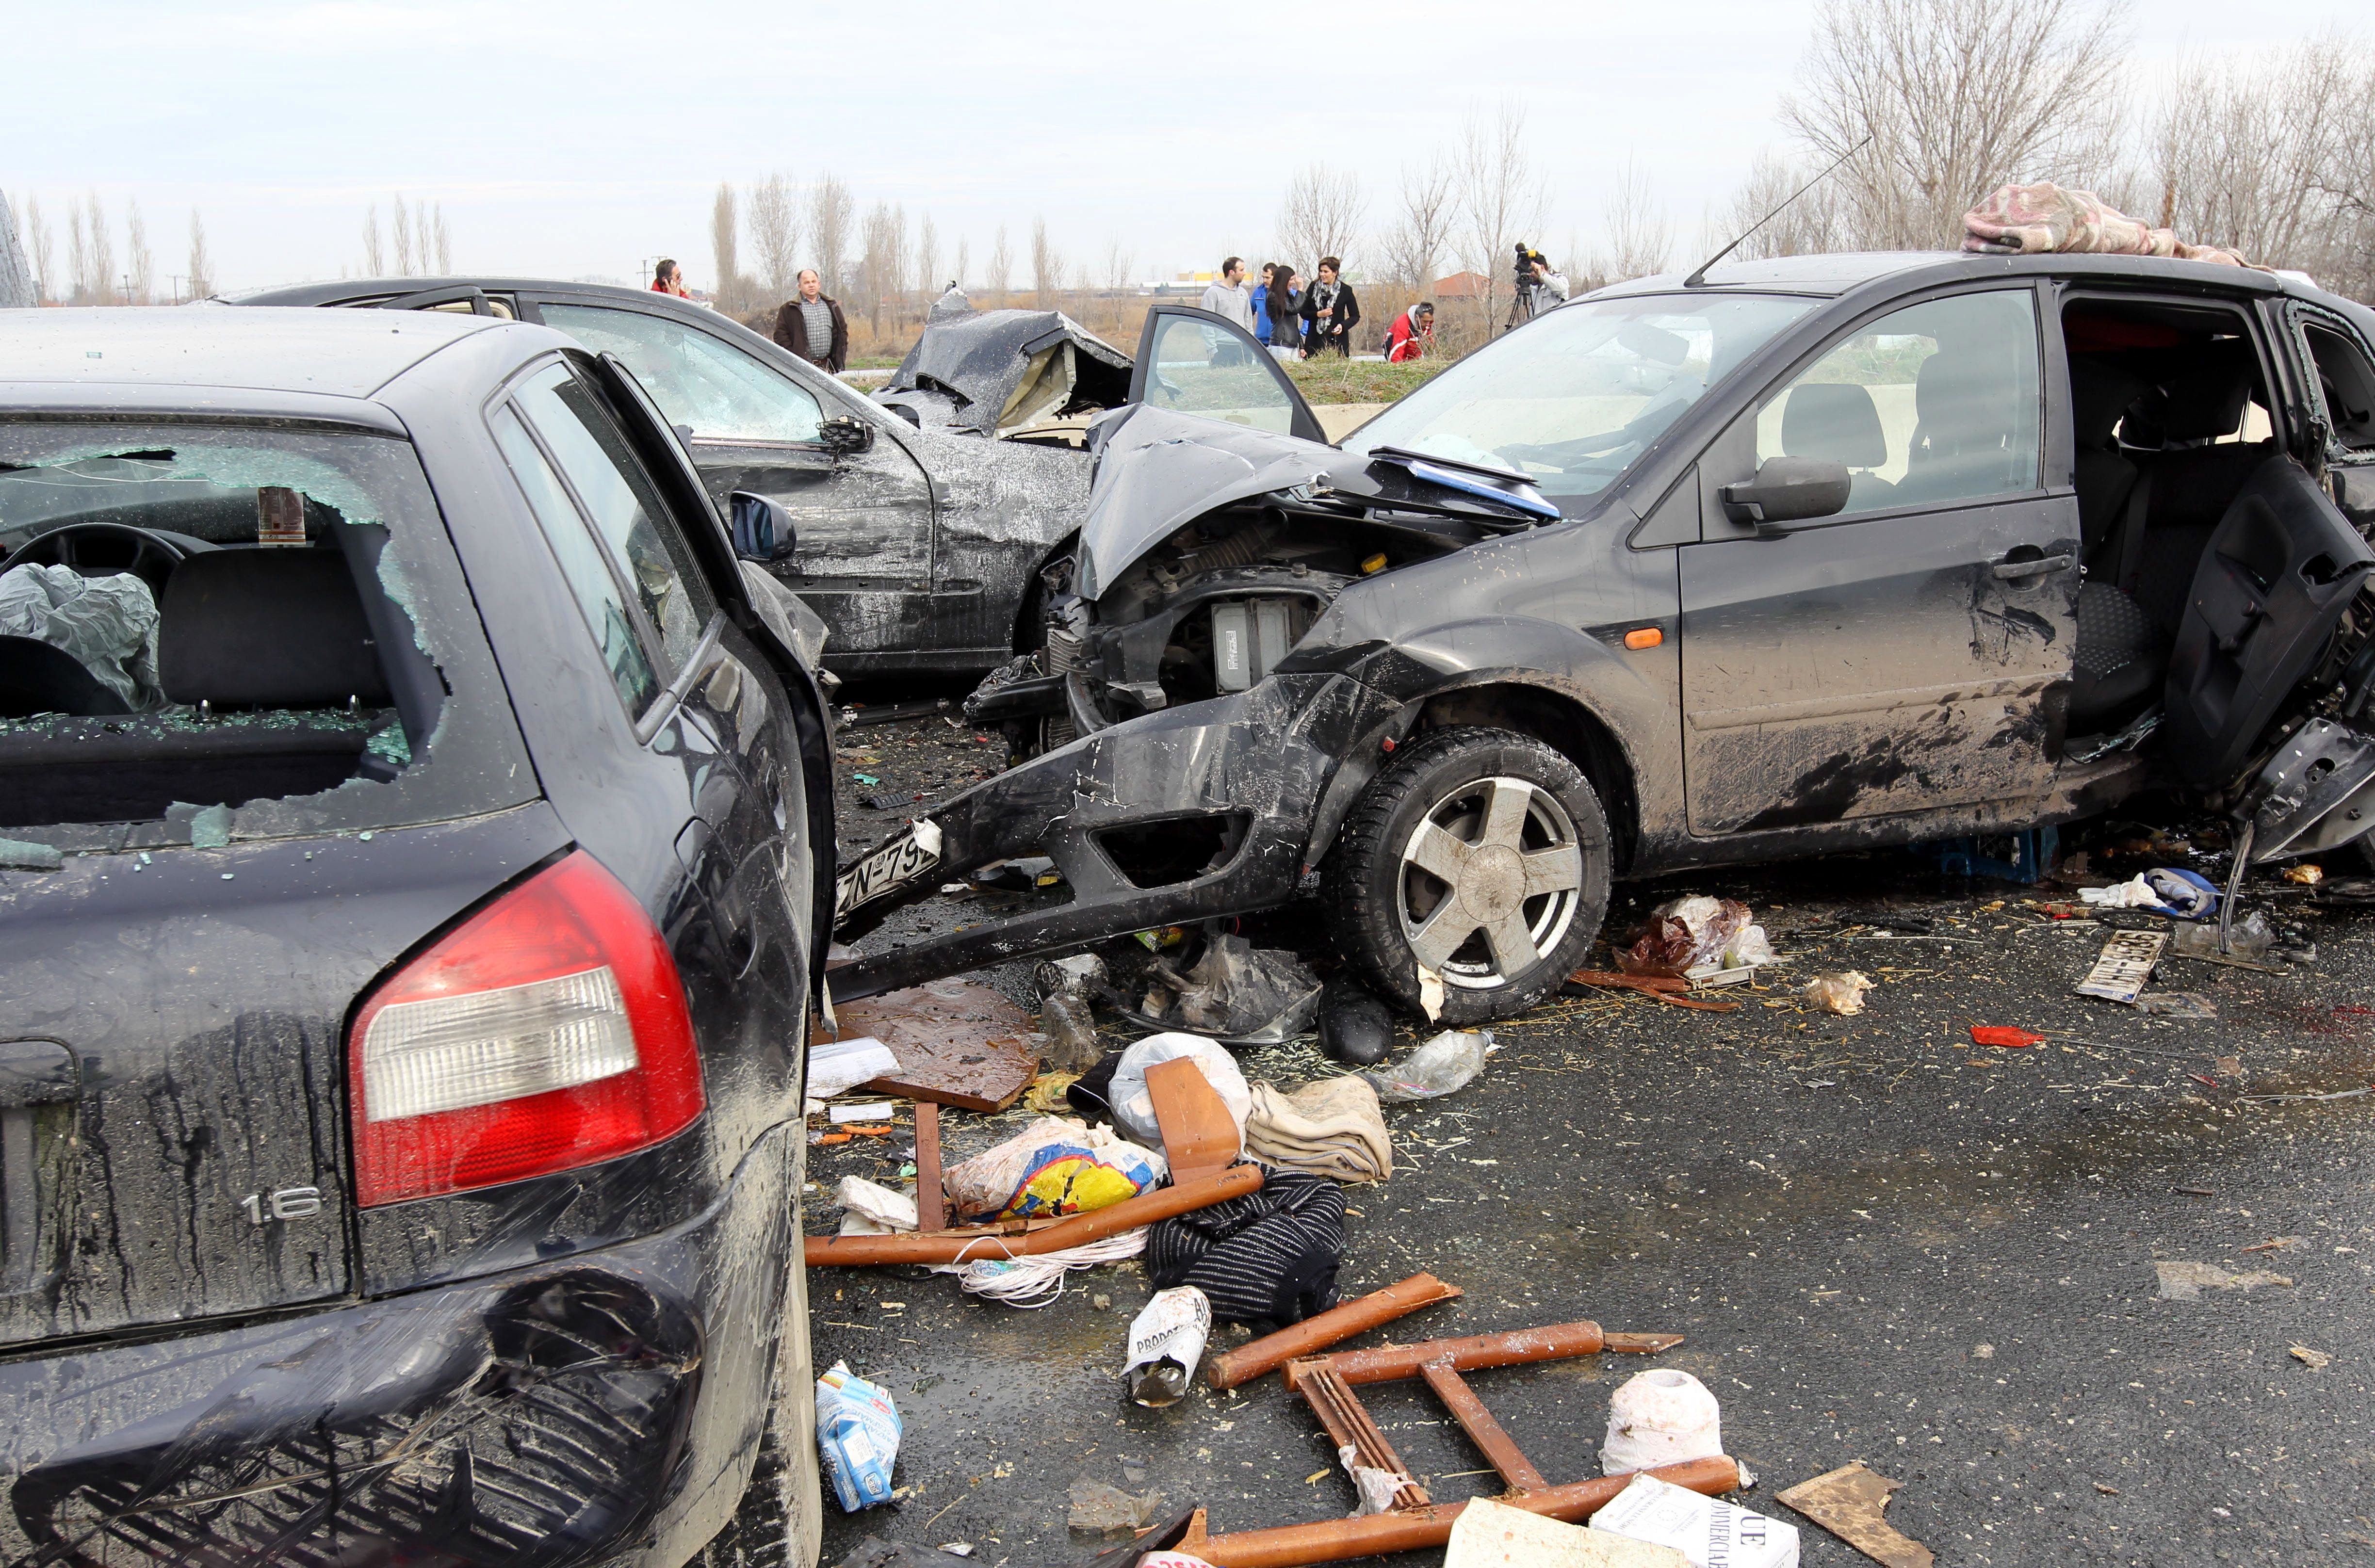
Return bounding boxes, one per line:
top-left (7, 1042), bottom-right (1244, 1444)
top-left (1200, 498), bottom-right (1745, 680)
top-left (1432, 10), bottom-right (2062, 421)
top-left (1432, 271), bottom-right (1489, 300)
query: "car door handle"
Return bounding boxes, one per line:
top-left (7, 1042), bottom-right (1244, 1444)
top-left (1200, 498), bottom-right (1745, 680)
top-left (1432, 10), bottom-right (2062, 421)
top-left (1992, 550), bottom-right (2074, 580)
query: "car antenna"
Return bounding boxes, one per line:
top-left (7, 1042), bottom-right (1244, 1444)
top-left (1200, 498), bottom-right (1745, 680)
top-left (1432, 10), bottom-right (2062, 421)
top-left (1682, 135), bottom-right (1872, 288)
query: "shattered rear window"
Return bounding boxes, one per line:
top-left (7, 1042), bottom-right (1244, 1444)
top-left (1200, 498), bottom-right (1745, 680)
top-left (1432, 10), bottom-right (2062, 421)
top-left (0, 423), bottom-right (536, 853)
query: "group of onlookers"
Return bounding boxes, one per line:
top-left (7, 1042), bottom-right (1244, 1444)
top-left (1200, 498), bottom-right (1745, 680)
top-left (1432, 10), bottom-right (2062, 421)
top-left (1199, 257), bottom-right (1369, 359)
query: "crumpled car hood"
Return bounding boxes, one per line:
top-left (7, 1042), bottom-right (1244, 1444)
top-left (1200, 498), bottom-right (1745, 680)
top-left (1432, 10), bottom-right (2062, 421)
top-left (878, 307), bottom-right (1132, 437)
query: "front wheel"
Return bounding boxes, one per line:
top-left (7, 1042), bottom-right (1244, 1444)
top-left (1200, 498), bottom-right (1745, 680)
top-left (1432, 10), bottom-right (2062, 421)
top-left (1325, 726), bottom-right (1611, 1025)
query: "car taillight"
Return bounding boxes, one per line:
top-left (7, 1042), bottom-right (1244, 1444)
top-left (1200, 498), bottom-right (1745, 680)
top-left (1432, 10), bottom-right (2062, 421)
top-left (350, 851), bottom-right (705, 1207)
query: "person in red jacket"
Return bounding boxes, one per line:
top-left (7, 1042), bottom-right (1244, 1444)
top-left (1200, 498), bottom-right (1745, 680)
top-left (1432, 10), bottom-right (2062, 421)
top-left (651, 259), bottom-right (690, 297)
top-left (1385, 300), bottom-right (1434, 362)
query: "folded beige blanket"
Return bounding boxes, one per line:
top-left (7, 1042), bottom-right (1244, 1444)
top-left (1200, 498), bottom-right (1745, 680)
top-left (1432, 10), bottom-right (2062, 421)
top-left (1245, 1076), bottom-right (1393, 1184)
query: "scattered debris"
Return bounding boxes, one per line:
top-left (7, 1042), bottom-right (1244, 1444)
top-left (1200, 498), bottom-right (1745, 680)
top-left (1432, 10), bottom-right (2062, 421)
top-left (2135, 992), bottom-right (2219, 1019)
top-left (1110, 1034), bottom-right (1253, 1149)
top-left (2075, 929), bottom-right (2166, 1003)
top-left (1124, 1285), bottom-right (1213, 1407)
top-left (1593, 1471), bottom-right (1800, 1568)
top-left (930, 1228), bottom-right (1149, 1308)
top-left (1448, 1496), bottom-right (1689, 1567)
top-left (2079, 867), bottom-right (2218, 917)
top-left (2154, 1261), bottom-right (2295, 1300)
top-left (1148, 1054), bottom-right (1245, 1187)
top-left (1150, 1167), bottom-right (1346, 1329)
top-left (1318, 981), bottom-right (1396, 1067)
top-left (835, 1176), bottom-right (919, 1236)
top-left (809, 1035), bottom-right (902, 1101)
top-left (1619, 896), bottom-right (1770, 977)
top-left (1205, 1272), bottom-right (1463, 1390)
top-left (2290, 1344), bottom-right (2333, 1369)
top-left (816, 1361), bottom-right (902, 1512)
top-left (1244, 1075), bottom-right (1394, 1184)
top-left (1068, 1476), bottom-right (1162, 1535)
top-left (831, 1537), bottom-right (980, 1567)
top-left (830, 1100), bottom-right (896, 1123)
top-left (1034, 952), bottom-right (1108, 998)
top-left (1970, 1025), bottom-right (2044, 1049)
top-left (2242, 1084), bottom-right (2372, 1102)
top-left (1038, 991), bottom-right (1102, 1072)
top-left (943, 1115), bottom-right (1166, 1224)
top-left (1776, 1461), bottom-right (1933, 1568)
top-left (1134, 933), bottom-right (1323, 1045)
top-left (2283, 863), bottom-right (2325, 886)
top-left (832, 978), bottom-right (1040, 1112)
top-left (2172, 911), bottom-right (2274, 964)
top-left (2241, 1235), bottom-right (2302, 1253)
top-left (1601, 1369), bottom-right (1725, 1474)
top-left (0, 837), bottom-right (63, 872)
top-left (806, 1166), bottom-right (1262, 1267)
top-left (1360, 1028), bottom-right (1495, 1102)
top-left (1804, 971), bottom-right (1875, 1016)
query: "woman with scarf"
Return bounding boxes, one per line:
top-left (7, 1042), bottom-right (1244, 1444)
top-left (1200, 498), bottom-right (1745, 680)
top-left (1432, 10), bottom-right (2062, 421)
top-left (1298, 257), bottom-right (1359, 357)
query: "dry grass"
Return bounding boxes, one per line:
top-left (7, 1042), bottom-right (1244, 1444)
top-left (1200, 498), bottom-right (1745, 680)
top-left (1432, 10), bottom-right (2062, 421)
top-left (1285, 356), bottom-right (1448, 404)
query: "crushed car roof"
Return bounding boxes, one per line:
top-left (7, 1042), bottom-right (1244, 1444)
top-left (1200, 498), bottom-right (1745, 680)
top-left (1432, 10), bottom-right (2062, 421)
top-left (0, 307), bottom-right (503, 400)
top-left (881, 306), bottom-right (1133, 436)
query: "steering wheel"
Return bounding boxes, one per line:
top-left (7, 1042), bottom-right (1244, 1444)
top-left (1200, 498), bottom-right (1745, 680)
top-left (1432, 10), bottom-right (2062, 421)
top-left (7, 523), bottom-right (195, 596)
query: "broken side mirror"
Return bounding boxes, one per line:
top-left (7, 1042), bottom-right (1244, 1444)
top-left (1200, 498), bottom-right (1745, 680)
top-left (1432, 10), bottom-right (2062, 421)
top-left (1719, 456), bottom-right (1852, 533)
top-left (729, 491), bottom-right (798, 563)
top-left (819, 414), bottom-right (874, 455)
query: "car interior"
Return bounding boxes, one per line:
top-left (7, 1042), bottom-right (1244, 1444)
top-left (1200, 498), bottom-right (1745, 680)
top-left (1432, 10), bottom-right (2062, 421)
top-left (2061, 296), bottom-right (2292, 738)
top-left (0, 464), bottom-right (434, 830)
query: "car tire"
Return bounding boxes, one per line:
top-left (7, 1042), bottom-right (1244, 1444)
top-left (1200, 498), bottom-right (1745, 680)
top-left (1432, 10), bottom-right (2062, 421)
top-left (1325, 725), bottom-right (1611, 1025)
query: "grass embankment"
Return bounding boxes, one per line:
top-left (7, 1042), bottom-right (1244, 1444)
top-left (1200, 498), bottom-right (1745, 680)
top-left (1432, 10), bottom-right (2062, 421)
top-left (1283, 356), bottom-right (1448, 404)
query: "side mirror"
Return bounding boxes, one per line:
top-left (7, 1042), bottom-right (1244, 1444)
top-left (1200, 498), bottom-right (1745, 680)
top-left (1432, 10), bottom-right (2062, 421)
top-left (729, 490), bottom-right (797, 563)
top-left (819, 414), bottom-right (874, 454)
top-left (1719, 456), bottom-right (1852, 531)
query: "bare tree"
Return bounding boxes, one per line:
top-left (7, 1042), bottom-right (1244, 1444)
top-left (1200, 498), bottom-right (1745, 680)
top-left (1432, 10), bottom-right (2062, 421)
top-left (986, 225), bottom-right (1012, 305)
top-left (808, 175), bottom-right (853, 295)
top-left (362, 203), bottom-right (384, 275)
top-left (954, 236), bottom-right (971, 294)
top-left (67, 199), bottom-right (89, 304)
top-left (432, 204), bottom-right (451, 273)
top-left (0, 193), bottom-right (31, 308)
top-left (1379, 156), bottom-right (1456, 291)
top-left (1715, 149), bottom-right (1854, 263)
top-left (749, 173), bottom-right (801, 302)
top-left (1456, 103), bottom-right (1546, 339)
top-left (1591, 159), bottom-right (1673, 284)
top-left (2327, 60), bottom-right (2375, 301)
top-left (124, 201), bottom-right (153, 304)
top-left (2152, 43), bottom-right (2356, 274)
top-left (1783, 0), bottom-right (2131, 250)
top-left (393, 195), bottom-right (416, 276)
top-left (859, 202), bottom-right (907, 334)
top-left (25, 197), bottom-right (54, 304)
top-left (1103, 239), bottom-right (1135, 331)
top-left (80, 192), bottom-right (114, 304)
top-left (187, 208), bottom-right (214, 299)
top-left (710, 183), bottom-right (742, 311)
top-left (1030, 218), bottom-right (1060, 309)
top-left (1278, 162), bottom-right (1367, 271)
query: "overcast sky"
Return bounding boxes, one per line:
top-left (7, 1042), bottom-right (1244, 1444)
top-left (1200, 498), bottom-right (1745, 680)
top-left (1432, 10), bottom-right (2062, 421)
top-left (3, 0), bottom-right (2362, 298)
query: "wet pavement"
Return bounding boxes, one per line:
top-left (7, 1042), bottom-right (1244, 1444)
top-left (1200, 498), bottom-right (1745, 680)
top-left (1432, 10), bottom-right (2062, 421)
top-left (786, 709), bottom-right (2375, 1567)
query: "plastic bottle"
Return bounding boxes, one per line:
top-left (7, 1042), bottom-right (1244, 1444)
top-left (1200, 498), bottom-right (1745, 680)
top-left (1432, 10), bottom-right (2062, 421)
top-left (1039, 993), bottom-right (1103, 1072)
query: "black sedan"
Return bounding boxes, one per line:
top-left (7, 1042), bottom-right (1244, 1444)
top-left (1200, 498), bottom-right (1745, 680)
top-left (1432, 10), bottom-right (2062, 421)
top-left (0, 307), bottom-right (835, 1566)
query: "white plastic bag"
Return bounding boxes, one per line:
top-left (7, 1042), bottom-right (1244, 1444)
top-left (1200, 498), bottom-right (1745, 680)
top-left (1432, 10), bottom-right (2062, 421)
top-left (941, 1115), bottom-right (1166, 1223)
top-left (1602, 1369), bottom-right (1723, 1473)
top-left (1108, 1033), bottom-right (1253, 1149)
top-left (807, 1034), bottom-right (899, 1100)
top-left (834, 1175), bottom-right (918, 1236)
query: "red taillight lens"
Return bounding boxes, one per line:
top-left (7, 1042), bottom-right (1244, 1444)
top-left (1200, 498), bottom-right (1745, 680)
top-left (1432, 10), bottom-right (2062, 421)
top-left (350, 851), bottom-right (705, 1207)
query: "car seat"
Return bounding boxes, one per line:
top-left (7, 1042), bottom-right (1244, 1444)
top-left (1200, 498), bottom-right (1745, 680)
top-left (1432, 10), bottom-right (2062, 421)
top-left (2066, 358), bottom-right (2165, 734)
top-left (1779, 382), bottom-right (1895, 510)
top-left (1896, 351), bottom-right (2028, 505)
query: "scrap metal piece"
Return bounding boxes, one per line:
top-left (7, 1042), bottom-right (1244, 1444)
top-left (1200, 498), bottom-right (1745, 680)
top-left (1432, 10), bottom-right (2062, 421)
top-left (1206, 1273), bottom-right (1463, 1390)
top-left (803, 1165), bottom-right (1261, 1266)
top-left (1283, 1321), bottom-right (1682, 1391)
top-left (832, 978), bottom-right (1039, 1112)
top-left (1775, 1462), bottom-right (1933, 1568)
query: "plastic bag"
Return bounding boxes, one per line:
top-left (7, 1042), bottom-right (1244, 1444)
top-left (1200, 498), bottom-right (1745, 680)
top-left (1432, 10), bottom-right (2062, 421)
top-left (1803, 971), bottom-right (1873, 1016)
top-left (1109, 1034), bottom-right (1253, 1149)
top-left (815, 1361), bottom-right (901, 1511)
top-left (2080, 867), bottom-right (2218, 918)
top-left (1359, 1029), bottom-right (1494, 1103)
top-left (808, 1035), bottom-right (899, 1101)
top-left (1619, 896), bottom-right (1755, 976)
top-left (2172, 910), bottom-right (2274, 960)
top-left (1601, 1368), bottom-right (1723, 1473)
top-left (835, 1175), bottom-right (918, 1235)
top-left (942, 1115), bottom-right (1166, 1224)
top-left (0, 562), bottom-right (161, 709)
top-left (1138, 933), bottom-right (1323, 1044)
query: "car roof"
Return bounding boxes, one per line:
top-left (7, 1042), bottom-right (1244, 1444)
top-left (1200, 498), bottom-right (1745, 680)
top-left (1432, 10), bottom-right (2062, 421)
top-left (1586, 248), bottom-right (2332, 304)
top-left (229, 276), bottom-right (700, 313)
top-left (0, 306), bottom-right (503, 401)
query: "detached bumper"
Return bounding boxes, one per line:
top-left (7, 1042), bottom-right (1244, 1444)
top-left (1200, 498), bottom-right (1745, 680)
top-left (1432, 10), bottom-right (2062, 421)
top-left (0, 1121), bottom-right (805, 1568)
top-left (835, 671), bottom-right (1395, 999)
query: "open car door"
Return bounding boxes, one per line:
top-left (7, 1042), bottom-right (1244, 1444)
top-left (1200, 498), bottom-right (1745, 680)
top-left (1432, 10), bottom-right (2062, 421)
top-left (1128, 305), bottom-right (1328, 445)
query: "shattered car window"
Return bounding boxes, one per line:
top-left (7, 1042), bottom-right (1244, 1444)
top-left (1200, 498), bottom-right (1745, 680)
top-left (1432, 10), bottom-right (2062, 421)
top-left (539, 303), bottom-right (825, 446)
top-left (0, 425), bottom-right (536, 851)
top-left (1344, 293), bottom-right (1813, 509)
top-left (1756, 289), bottom-right (2041, 513)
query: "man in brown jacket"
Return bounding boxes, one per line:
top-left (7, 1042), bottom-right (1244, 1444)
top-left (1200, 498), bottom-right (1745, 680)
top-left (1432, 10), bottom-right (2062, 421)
top-left (772, 270), bottom-right (849, 373)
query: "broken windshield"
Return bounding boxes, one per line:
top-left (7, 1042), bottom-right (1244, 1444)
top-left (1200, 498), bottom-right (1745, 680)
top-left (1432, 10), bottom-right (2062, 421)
top-left (1342, 293), bottom-right (1814, 511)
top-left (0, 424), bottom-right (535, 853)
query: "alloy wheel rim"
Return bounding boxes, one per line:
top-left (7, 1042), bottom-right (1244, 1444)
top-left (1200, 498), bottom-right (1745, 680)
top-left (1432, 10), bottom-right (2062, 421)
top-left (1395, 775), bottom-right (1585, 990)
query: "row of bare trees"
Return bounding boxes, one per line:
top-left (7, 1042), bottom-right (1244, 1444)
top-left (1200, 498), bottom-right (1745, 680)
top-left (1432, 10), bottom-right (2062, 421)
top-left (5, 193), bottom-right (217, 304)
top-left (361, 195), bottom-right (451, 278)
top-left (1726, 0), bottom-right (2375, 301)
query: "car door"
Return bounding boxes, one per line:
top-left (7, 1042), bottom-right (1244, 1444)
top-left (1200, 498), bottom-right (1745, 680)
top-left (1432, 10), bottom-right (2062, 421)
top-left (1679, 285), bottom-right (2077, 836)
top-left (1128, 305), bottom-right (1329, 444)
top-left (529, 298), bottom-right (940, 663)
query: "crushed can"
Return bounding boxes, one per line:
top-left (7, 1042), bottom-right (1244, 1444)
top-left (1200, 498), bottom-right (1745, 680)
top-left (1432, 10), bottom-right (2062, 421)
top-left (1122, 1285), bottom-right (1211, 1407)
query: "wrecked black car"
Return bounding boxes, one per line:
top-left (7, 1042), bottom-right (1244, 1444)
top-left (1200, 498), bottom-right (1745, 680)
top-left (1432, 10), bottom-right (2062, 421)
top-left (835, 252), bottom-right (2375, 1025)
top-left (237, 277), bottom-right (1130, 682)
top-left (0, 308), bottom-right (835, 1565)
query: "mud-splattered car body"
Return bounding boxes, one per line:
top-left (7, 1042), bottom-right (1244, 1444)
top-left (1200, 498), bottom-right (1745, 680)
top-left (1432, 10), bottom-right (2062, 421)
top-left (233, 278), bottom-right (1111, 681)
top-left (838, 253), bottom-right (2375, 1018)
top-left (0, 308), bottom-right (836, 1565)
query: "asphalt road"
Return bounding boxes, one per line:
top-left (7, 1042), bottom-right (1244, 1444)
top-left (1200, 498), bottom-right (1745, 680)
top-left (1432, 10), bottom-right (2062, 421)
top-left (789, 710), bottom-right (2375, 1567)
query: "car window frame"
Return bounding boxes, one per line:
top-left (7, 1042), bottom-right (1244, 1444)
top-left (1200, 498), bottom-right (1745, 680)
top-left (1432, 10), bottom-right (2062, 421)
top-left (1740, 281), bottom-right (2051, 530)
top-left (534, 298), bottom-right (833, 453)
top-left (488, 353), bottom-right (725, 742)
top-left (2285, 301), bottom-right (2375, 461)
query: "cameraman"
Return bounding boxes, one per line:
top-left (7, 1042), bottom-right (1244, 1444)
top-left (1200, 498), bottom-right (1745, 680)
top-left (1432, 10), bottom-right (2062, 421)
top-left (1507, 244), bottom-right (1571, 329)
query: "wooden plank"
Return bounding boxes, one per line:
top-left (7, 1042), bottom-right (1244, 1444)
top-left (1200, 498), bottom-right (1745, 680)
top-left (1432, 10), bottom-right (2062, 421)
top-left (1145, 1055), bottom-right (1240, 1187)
top-left (1419, 1359), bottom-right (1546, 1493)
top-left (834, 977), bottom-right (1039, 1112)
top-left (913, 1100), bottom-right (946, 1232)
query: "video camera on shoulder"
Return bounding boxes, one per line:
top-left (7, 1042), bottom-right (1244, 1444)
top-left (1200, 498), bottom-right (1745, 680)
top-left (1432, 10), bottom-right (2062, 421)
top-left (1513, 242), bottom-right (1547, 289)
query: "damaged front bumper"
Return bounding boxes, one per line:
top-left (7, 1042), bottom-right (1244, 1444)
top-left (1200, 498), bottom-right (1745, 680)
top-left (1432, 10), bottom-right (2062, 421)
top-left (0, 1121), bottom-right (806, 1568)
top-left (834, 667), bottom-right (1402, 1000)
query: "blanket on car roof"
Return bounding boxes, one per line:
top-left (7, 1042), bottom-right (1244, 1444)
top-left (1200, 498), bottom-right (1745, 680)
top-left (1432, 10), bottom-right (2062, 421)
top-left (1963, 181), bottom-right (2254, 268)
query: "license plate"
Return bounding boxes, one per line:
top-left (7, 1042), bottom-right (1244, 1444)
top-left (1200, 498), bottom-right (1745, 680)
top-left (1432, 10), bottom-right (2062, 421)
top-left (835, 821), bottom-right (942, 921)
top-left (2075, 928), bottom-right (2166, 1003)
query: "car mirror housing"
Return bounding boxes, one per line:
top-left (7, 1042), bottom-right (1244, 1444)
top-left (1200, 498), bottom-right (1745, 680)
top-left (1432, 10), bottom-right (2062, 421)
top-left (1719, 456), bottom-right (1852, 531)
top-left (729, 490), bottom-right (798, 563)
top-left (820, 415), bottom-right (874, 455)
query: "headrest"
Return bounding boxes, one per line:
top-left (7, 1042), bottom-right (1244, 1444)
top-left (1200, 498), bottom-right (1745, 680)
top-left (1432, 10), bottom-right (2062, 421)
top-left (2068, 358), bottom-right (2148, 448)
top-left (2155, 361), bottom-right (2252, 442)
top-left (1914, 352), bottom-right (2014, 452)
top-left (1781, 383), bottom-right (1888, 469)
top-left (160, 549), bottom-right (392, 710)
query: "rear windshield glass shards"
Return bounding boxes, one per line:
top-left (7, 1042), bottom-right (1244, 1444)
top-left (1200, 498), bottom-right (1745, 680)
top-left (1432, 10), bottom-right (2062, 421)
top-left (0, 424), bottom-right (536, 852)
